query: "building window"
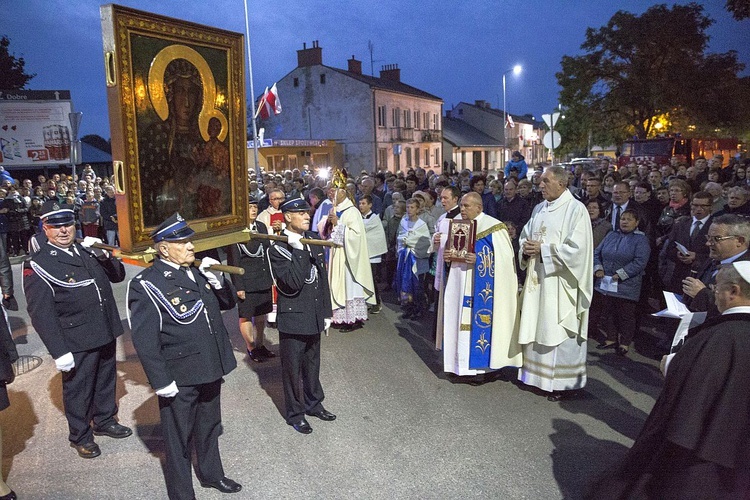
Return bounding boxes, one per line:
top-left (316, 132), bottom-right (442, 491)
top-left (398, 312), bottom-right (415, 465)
top-left (403, 109), bottom-right (411, 129)
top-left (458, 108), bottom-right (463, 115)
top-left (406, 147), bottom-right (412, 167)
top-left (414, 111), bottom-right (420, 130)
top-left (378, 148), bottom-right (388, 170)
top-left (423, 112), bottom-right (429, 131)
top-left (320, 73), bottom-right (326, 84)
top-left (432, 113), bottom-right (438, 130)
top-left (424, 148), bottom-right (429, 166)
top-left (377, 105), bottom-right (387, 127)
top-left (394, 152), bottom-right (401, 172)
top-left (415, 148), bottom-right (420, 166)
top-left (435, 147), bottom-right (440, 166)
top-left (392, 107), bottom-right (401, 128)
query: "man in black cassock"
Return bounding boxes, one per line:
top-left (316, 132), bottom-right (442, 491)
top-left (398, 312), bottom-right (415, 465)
top-left (587, 262), bottom-right (750, 499)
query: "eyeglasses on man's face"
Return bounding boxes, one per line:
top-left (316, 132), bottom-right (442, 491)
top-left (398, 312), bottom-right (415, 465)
top-left (705, 234), bottom-right (738, 244)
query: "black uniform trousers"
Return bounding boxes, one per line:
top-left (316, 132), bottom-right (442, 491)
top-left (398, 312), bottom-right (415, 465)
top-left (279, 332), bottom-right (324, 424)
top-left (62, 340), bottom-right (117, 444)
top-left (158, 378), bottom-right (224, 500)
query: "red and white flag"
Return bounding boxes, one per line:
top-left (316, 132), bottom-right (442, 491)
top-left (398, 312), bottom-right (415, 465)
top-left (256, 83), bottom-right (282, 120)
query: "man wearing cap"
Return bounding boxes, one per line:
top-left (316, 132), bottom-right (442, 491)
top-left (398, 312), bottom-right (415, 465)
top-left (589, 262), bottom-right (750, 498)
top-left (127, 213), bottom-right (241, 498)
top-left (269, 198), bottom-right (335, 434)
top-left (23, 200), bottom-right (131, 459)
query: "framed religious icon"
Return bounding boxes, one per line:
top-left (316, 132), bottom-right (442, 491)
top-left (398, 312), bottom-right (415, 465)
top-left (101, 4), bottom-right (248, 253)
top-left (445, 219), bottom-right (476, 263)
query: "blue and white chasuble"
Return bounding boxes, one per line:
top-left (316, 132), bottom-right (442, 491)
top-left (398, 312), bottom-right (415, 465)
top-left (440, 213), bottom-right (523, 376)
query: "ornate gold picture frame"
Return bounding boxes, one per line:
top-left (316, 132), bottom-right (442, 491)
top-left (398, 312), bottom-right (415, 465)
top-left (101, 4), bottom-right (247, 253)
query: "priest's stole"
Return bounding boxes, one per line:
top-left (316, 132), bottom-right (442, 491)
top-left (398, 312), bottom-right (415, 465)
top-left (463, 234), bottom-right (495, 369)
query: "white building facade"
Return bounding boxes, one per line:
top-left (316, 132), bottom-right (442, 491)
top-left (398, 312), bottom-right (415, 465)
top-left (259, 41), bottom-right (443, 174)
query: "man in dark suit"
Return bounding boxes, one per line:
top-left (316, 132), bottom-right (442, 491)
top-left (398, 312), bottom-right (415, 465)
top-left (269, 198), bottom-right (335, 435)
top-left (659, 191), bottom-right (713, 293)
top-left (682, 214), bottom-right (750, 318)
top-left (128, 213), bottom-right (241, 499)
top-left (24, 201), bottom-right (131, 459)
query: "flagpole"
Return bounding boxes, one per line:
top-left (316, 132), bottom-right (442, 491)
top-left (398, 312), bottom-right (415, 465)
top-left (243, 0), bottom-right (262, 187)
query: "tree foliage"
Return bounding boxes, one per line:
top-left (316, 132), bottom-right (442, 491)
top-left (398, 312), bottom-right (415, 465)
top-left (555, 3), bottom-right (749, 153)
top-left (0, 36), bottom-right (35, 90)
top-left (726, 0), bottom-right (750, 20)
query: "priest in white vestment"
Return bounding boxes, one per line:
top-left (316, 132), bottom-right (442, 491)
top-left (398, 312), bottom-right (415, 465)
top-left (438, 192), bottom-right (522, 377)
top-left (517, 166), bottom-right (593, 400)
top-left (325, 189), bottom-right (375, 332)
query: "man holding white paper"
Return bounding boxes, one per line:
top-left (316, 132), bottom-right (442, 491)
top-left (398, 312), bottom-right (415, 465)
top-left (681, 214), bottom-right (750, 317)
top-left (658, 191), bottom-right (712, 293)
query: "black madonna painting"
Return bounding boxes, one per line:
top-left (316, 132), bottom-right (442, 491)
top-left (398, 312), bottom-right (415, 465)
top-left (101, 4), bottom-right (247, 252)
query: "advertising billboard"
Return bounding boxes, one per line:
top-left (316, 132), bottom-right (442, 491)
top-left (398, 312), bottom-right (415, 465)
top-left (0, 90), bottom-right (74, 167)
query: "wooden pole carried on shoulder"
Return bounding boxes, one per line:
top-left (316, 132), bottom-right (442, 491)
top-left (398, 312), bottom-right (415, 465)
top-left (80, 240), bottom-right (245, 275)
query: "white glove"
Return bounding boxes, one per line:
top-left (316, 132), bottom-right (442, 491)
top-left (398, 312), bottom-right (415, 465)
top-left (81, 236), bottom-right (103, 248)
top-left (198, 257), bottom-right (222, 288)
top-left (324, 318), bottom-right (332, 331)
top-left (155, 381), bottom-right (179, 398)
top-left (287, 232), bottom-right (304, 250)
top-left (55, 352), bottom-right (75, 372)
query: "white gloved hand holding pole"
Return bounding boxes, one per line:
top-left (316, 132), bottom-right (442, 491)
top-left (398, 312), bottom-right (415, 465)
top-left (198, 257), bottom-right (223, 289)
top-left (287, 232), bottom-right (304, 250)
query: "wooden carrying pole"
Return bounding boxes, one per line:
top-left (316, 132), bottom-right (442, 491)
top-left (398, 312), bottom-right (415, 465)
top-left (246, 231), bottom-right (342, 248)
top-left (84, 241), bottom-right (245, 275)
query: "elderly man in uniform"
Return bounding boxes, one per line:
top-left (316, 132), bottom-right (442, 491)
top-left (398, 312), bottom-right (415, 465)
top-left (269, 198), bottom-right (335, 434)
top-left (128, 213), bottom-right (241, 499)
top-left (24, 200), bottom-right (131, 459)
top-left (517, 166), bottom-right (593, 401)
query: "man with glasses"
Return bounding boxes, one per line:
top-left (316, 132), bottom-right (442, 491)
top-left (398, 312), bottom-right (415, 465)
top-left (659, 191), bottom-right (713, 293)
top-left (682, 214), bottom-right (750, 317)
top-left (257, 188), bottom-right (286, 235)
top-left (24, 200), bottom-right (131, 459)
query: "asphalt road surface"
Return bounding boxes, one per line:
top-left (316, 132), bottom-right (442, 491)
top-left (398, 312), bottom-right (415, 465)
top-left (2, 261), bottom-right (664, 499)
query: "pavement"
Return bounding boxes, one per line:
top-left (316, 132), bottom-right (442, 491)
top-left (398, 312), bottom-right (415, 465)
top-left (1, 260), bottom-right (668, 500)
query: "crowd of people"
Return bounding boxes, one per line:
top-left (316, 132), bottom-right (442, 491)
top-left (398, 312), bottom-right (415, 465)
top-left (1, 150), bottom-right (749, 498)
top-left (0, 164), bottom-right (119, 257)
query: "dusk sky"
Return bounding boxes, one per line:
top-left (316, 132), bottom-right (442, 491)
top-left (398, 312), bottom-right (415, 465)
top-left (5, 0), bottom-right (749, 140)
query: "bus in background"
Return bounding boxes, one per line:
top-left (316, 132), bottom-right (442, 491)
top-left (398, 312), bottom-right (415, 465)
top-left (617, 136), bottom-right (741, 168)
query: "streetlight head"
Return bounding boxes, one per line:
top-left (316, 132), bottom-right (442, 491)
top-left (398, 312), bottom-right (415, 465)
top-left (513, 65), bottom-right (522, 75)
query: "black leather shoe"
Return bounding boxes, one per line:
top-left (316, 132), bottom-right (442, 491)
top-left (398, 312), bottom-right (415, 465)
top-left (200, 477), bottom-right (242, 493)
top-left (290, 418), bottom-right (313, 434)
top-left (0, 490), bottom-right (17, 500)
top-left (70, 441), bottom-right (101, 458)
top-left (307, 409), bottom-right (336, 421)
top-left (93, 422), bottom-right (133, 439)
top-left (247, 348), bottom-right (266, 362)
top-left (256, 345), bottom-right (276, 359)
top-left (339, 322), bottom-right (363, 332)
top-left (596, 341), bottom-right (617, 350)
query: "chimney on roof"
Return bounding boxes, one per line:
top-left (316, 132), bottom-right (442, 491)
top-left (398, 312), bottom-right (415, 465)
top-left (379, 64), bottom-right (401, 82)
top-left (348, 55), bottom-right (362, 75)
top-left (297, 40), bottom-right (323, 67)
top-left (475, 100), bottom-right (489, 108)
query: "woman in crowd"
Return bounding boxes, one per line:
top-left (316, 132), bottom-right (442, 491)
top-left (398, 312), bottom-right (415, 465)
top-left (655, 179), bottom-right (691, 246)
top-left (587, 200), bottom-right (612, 249)
top-left (591, 209), bottom-right (651, 356)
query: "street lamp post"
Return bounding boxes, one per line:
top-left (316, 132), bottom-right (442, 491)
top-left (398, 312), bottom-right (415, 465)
top-left (502, 65), bottom-right (522, 163)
